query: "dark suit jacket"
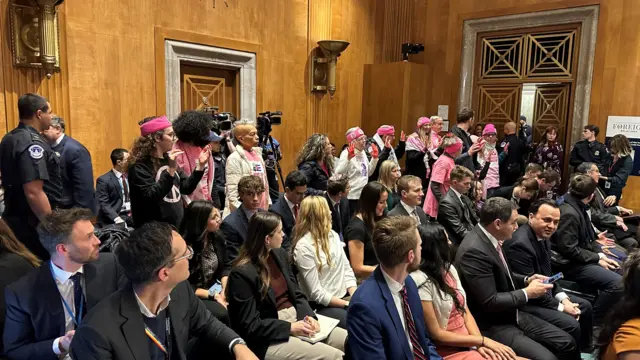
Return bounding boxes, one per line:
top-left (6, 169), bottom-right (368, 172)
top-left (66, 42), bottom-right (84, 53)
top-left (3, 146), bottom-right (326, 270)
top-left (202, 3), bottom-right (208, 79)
top-left (603, 155), bottom-right (633, 199)
top-left (452, 125), bottom-right (478, 172)
top-left (454, 225), bottom-right (528, 329)
top-left (590, 186), bottom-right (620, 229)
top-left (325, 193), bottom-right (350, 238)
top-left (220, 207), bottom-right (254, 265)
top-left (347, 267), bottom-right (441, 360)
top-left (268, 194), bottom-right (295, 251)
top-left (53, 135), bottom-right (96, 213)
top-left (3, 253), bottom-right (125, 360)
top-left (96, 170), bottom-right (126, 226)
top-left (438, 189), bottom-right (479, 245)
top-left (0, 253), bottom-right (36, 355)
top-left (387, 201), bottom-right (428, 225)
top-left (555, 194), bottom-right (600, 266)
top-left (226, 248), bottom-right (315, 359)
top-left (503, 224), bottom-right (563, 310)
top-left (69, 281), bottom-right (239, 360)
top-left (487, 185), bottom-right (514, 200)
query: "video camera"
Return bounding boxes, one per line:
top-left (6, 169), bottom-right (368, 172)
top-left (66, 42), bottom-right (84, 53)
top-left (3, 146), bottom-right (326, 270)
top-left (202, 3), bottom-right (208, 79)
top-left (199, 98), bottom-right (236, 132)
top-left (257, 111), bottom-right (282, 138)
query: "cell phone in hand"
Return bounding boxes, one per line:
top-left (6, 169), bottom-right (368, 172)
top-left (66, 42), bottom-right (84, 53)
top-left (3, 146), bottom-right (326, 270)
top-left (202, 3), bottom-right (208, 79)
top-left (543, 272), bottom-right (563, 284)
top-left (208, 282), bottom-right (222, 297)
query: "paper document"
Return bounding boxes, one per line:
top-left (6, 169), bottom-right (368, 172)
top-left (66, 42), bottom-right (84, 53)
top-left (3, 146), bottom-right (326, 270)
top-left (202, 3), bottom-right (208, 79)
top-left (296, 314), bottom-right (340, 344)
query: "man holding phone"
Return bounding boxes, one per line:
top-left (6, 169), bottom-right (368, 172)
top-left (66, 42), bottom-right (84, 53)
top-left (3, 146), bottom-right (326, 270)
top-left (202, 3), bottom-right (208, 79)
top-left (504, 199), bottom-right (594, 352)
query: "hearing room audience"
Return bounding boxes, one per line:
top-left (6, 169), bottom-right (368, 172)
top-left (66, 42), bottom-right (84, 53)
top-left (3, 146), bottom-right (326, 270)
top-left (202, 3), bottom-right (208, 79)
top-left (388, 175), bottom-right (428, 225)
top-left (424, 134), bottom-right (464, 219)
top-left (451, 108), bottom-right (480, 173)
top-left (324, 175), bottom-right (351, 243)
top-left (377, 160), bottom-right (401, 211)
top-left (296, 133), bottom-right (334, 195)
top-left (96, 148), bottom-right (133, 227)
top-left (406, 117), bottom-right (434, 192)
top-left (437, 166), bottom-right (479, 246)
top-left (533, 126), bottom-right (564, 182)
top-left (269, 170), bottom-right (307, 250)
top-left (476, 123), bottom-right (500, 199)
top-left (601, 134), bottom-right (634, 205)
top-left (368, 125), bottom-right (405, 181)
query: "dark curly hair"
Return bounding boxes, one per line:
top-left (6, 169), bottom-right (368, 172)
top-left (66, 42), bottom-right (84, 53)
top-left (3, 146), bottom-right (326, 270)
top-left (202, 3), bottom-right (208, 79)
top-left (172, 110), bottom-right (212, 147)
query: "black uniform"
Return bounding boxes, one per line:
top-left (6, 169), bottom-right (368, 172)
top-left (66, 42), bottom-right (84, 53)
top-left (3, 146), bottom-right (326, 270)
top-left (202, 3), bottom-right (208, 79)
top-left (0, 123), bottom-right (62, 260)
top-left (498, 133), bottom-right (525, 186)
top-left (569, 139), bottom-right (609, 174)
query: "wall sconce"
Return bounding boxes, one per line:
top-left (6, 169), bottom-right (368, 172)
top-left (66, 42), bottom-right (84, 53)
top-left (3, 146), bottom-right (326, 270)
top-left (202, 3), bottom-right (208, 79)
top-left (310, 40), bottom-right (350, 98)
top-left (9, 0), bottom-right (64, 79)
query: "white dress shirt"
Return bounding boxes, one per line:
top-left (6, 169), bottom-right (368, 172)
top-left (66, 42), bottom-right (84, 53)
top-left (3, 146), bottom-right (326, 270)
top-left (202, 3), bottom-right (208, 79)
top-left (400, 200), bottom-right (421, 224)
top-left (51, 263), bottom-right (85, 358)
top-left (284, 195), bottom-right (297, 220)
top-left (53, 133), bottom-right (65, 148)
top-left (380, 268), bottom-right (413, 351)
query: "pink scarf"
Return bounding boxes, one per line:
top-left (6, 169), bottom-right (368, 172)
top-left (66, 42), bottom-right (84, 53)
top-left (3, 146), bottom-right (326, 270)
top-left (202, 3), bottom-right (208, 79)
top-left (173, 141), bottom-right (215, 203)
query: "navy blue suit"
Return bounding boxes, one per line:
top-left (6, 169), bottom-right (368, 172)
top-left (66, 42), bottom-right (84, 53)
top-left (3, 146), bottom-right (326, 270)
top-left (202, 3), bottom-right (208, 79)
top-left (221, 207), bottom-right (262, 265)
top-left (268, 194), bottom-right (294, 251)
top-left (52, 135), bottom-right (96, 214)
top-left (347, 267), bottom-right (441, 360)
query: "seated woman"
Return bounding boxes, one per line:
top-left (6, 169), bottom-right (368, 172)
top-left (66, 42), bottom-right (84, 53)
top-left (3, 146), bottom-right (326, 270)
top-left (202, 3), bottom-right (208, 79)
top-left (410, 224), bottom-right (522, 360)
top-left (377, 160), bottom-right (401, 211)
top-left (597, 251), bottom-right (640, 359)
top-left (181, 200), bottom-right (230, 325)
top-left (292, 196), bottom-right (357, 329)
top-left (227, 212), bottom-right (347, 360)
top-left (345, 182), bottom-right (387, 280)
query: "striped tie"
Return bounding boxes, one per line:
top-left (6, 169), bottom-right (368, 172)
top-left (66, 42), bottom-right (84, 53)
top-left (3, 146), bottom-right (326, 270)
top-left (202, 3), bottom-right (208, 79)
top-left (401, 286), bottom-right (427, 360)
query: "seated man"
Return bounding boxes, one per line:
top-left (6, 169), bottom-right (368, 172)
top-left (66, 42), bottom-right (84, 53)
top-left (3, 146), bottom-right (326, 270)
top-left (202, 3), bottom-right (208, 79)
top-left (555, 174), bottom-right (623, 325)
top-left (348, 216), bottom-right (441, 360)
top-left (221, 175), bottom-right (266, 264)
top-left (324, 174), bottom-right (351, 243)
top-left (268, 170), bottom-right (307, 251)
top-left (504, 199), bottom-right (593, 351)
top-left (69, 222), bottom-right (257, 360)
top-left (3, 208), bottom-right (126, 360)
top-left (96, 148), bottom-right (133, 227)
top-left (455, 198), bottom-right (579, 360)
top-left (437, 166), bottom-right (479, 245)
top-left (487, 177), bottom-right (539, 224)
top-left (388, 175), bottom-right (428, 224)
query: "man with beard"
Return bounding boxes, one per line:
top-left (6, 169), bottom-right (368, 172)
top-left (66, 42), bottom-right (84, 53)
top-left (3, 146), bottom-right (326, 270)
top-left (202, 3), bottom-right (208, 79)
top-left (347, 216), bottom-right (442, 360)
top-left (3, 208), bottom-right (126, 360)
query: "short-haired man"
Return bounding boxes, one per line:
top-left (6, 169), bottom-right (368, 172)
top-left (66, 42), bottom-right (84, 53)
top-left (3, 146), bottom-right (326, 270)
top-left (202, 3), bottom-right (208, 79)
top-left (96, 148), bottom-right (133, 227)
top-left (518, 116), bottom-right (533, 146)
top-left (325, 175), bottom-right (350, 242)
top-left (388, 175), bottom-right (428, 224)
top-left (69, 222), bottom-right (257, 360)
top-left (455, 198), bottom-right (578, 360)
top-left (569, 125), bottom-right (609, 174)
top-left (42, 115), bottom-right (96, 213)
top-left (348, 216), bottom-right (441, 359)
top-left (3, 208), bottom-right (126, 360)
top-left (522, 163), bottom-right (544, 180)
top-left (221, 175), bottom-right (266, 264)
top-left (269, 170), bottom-right (307, 250)
top-left (0, 93), bottom-right (62, 259)
top-left (504, 199), bottom-right (593, 351)
top-left (451, 108), bottom-right (481, 172)
top-left (555, 174), bottom-right (623, 325)
top-left (438, 165), bottom-right (479, 245)
top-left (498, 122), bottom-right (525, 186)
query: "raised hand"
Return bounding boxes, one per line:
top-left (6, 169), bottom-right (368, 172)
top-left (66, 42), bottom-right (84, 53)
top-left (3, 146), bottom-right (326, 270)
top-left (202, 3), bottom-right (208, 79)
top-left (347, 142), bottom-right (356, 160)
top-left (197, 145), bottom-right (211, 170)
top-left (400, 130), bottom-right (406, 142)
top-left (371, 144), bottom-right (379, 159)
top-left (384, 137), bottom-right (392, 149)
top-left (167, 149), bottom-right (185, 170)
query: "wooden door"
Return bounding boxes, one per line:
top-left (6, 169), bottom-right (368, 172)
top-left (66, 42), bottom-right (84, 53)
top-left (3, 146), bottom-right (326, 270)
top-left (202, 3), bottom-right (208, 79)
top-left (532, 84), bottom-right (570, 145)
top-left (179, 63), bottom-right (240, 114)
top-left (475, 84), bottom-right (523, 139)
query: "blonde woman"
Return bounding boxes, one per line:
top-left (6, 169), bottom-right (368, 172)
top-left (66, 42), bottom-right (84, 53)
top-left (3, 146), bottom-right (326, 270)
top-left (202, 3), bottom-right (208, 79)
top-left (377, 160), bottom-right (401, 211)
top-left (292, 196), bottom-right (357, 329)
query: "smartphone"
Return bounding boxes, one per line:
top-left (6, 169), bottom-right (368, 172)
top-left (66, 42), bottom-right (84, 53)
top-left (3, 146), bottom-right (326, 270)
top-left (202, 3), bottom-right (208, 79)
top-left (544, 272), bottom-right (563, 284)
top-left (208, 282), bottom-right (222, 297)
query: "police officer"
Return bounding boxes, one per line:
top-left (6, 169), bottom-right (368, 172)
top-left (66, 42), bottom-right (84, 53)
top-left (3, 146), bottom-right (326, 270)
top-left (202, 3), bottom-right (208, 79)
top-left (498, 121), bottom-right (525, 186)
top-left (0, 93), bottom-right (62, 260)
top-left (569, 124), bottom-right (610, 174)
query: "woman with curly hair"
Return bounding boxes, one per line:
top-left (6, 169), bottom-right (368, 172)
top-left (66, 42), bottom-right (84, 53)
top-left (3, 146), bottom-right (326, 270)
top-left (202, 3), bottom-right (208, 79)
top-left (296, 133), bottom-right (334, 195)
top-left (172, 110), bottom-right (216, 203)
top-left (127, 115), bottom-right (211, 228)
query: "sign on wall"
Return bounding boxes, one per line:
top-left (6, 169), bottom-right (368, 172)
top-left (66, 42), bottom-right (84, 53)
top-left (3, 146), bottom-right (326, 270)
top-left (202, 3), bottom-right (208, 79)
top-left (606, 116), bottom-right (640, 176)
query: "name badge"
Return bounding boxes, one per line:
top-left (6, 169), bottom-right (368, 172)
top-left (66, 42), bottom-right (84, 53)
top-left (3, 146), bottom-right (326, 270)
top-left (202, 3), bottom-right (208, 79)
top-left (123, 201), bottom-right (131, 212)
top-left (604, 181), bottom-right (611, 189)
top-left (594, 150), bottom-right (600, 156)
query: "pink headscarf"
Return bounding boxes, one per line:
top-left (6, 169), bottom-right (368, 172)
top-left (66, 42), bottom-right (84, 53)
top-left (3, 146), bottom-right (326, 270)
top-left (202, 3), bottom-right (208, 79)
top-left (417, 117), bottom-right (431, 127)
top-left (444, 138), bottom-right (463, 154)
top-left (140, 116), bottom-right (171, 136)
top-left (377, 125), bottom-right (395, 136)
top-left (346, 127), bottom-right (365, 142)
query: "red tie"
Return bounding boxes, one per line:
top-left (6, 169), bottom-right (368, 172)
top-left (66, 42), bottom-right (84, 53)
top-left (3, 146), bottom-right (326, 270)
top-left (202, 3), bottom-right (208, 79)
top-left (293, 204), bottom-right (299, 220)
top-left (401, 286), bottom-right (427, 360)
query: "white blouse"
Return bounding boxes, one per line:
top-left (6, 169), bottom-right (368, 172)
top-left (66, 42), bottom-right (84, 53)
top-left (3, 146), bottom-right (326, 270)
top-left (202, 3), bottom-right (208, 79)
top-left (409, 266), bottom-right (466, 329)
top-left (334, 148), bottom-right (378, 200)
top-left (293, 230), bottom-right (357, 306)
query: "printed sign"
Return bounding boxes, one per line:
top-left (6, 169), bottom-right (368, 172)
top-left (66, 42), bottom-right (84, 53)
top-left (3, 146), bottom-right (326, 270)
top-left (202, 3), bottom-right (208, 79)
top-left (606, 116), bottom-right (640, 176)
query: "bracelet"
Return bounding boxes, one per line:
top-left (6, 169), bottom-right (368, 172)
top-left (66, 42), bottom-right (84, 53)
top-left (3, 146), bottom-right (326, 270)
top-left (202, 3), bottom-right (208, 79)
top-left (481, 336), bottom-right (485, 347)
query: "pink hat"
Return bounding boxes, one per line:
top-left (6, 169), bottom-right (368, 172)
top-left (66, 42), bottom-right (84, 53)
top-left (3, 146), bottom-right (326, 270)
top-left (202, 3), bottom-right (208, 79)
top-left (482, 124), bottom-right (497, 136)
top-left (140, 116), bottom-right (171, 136)
top-left (346, 127), bottom-right (365, 142)
top-left (444, 138), bottom-right (463, 154)
top-left (377, 125), bottom-right (395, 136)
top-left (417, 117), bottom-right (431, 127)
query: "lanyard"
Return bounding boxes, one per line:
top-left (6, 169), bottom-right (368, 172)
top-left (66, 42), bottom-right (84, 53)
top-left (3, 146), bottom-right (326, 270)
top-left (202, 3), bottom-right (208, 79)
top-left (50, 263), bottom-right (84, 327)
top-left (609, 158), bottom-right (618, 175)
top-left (144, 312), bottom-right (172, 360)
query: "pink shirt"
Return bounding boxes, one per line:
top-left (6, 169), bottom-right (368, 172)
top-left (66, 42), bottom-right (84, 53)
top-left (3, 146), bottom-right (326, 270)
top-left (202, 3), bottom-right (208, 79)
top-left (423, 154), bottom-right (455, 218)
top-left (244, 149), bottom-right (270, 210)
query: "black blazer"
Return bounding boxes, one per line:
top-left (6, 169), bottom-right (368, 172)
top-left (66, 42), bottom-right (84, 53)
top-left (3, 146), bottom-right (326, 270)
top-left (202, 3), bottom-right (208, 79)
top-left (69, 281), bottom-right (240, 360)
top-left (590, 186), bottom-right (620, 229)
top-left (226, 248), bottom-right (315, 359)
top-left (0, 252), bottom-right (36, 355)
top-left (555, 194), bottom-right (600, 266)
top-left (387, 202), bottom-right (428, 225)
top-left (437, 190), bottom-right (478, 245)
top-left (268, 194), bottom-right (295, 251)
top-left (298, 160), bottom-right (329, 196)
top-left (487, 185), bottom-right (514, 200)
top-left (454, 225), bottom-right (527, 329)
top-left (324, 193), bottom-right (350, 238)
top-left (503, 224), bottom-right (563, 310)
top-left (53, 135), bottom-right (97, 213)
top-left (603, 155), bottom-right (633, 200)
top-left (188, 231), bottom-right (232, 290)
top-left (96, 170), bottom-right (126, 226)
top-left (221, 207), bottom-right (254, 265)
top-left (3, 253), bottom-right (126, 360)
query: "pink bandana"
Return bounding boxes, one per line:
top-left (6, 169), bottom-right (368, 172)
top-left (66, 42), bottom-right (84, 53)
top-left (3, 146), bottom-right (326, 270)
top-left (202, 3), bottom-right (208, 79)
top-left (140, 116), bottom-right (171, 136)
top-left (346, 128), bottom-right (365, 142)
top-left (377, 125), bottom-right (395, 136)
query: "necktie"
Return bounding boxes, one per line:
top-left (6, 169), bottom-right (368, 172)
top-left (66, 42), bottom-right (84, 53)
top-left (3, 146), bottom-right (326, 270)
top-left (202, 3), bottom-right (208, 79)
top-left (122, 174), bottom-right (130, 202)
top-left (496, 244), bottom-right (519, 323)
top-left (539, 240), bottom-right (554, 297)
top-left (410, 209), bottom-right (421, 225)
top-left (293, 204), bottom-right (299, 220)
top-left (69, 273), bottom-right (86, 323)
top-left (401, 286), bottom-right (427, 360)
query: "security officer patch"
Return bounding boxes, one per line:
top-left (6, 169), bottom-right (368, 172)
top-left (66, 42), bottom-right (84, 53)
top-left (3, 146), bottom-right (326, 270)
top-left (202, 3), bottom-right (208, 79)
top-left (28, 144), bottom-right (44, 159)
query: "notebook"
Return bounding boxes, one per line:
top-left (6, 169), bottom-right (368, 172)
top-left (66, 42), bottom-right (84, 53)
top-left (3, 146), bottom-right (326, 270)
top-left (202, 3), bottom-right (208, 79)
top-left (296, 314), bottom-right (340, 344)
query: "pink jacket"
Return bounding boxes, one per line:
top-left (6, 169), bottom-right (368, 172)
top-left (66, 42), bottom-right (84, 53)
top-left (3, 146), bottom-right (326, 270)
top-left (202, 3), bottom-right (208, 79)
top-left (173, 141), bottom-right (215, 204)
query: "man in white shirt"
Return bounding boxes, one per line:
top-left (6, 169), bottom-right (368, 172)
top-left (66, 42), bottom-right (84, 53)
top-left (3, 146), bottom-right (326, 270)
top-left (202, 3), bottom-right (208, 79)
top-left (269, 170), bottom-right (307, 250)
top-left (3, 208), bottom-right (126, 360)
top-left (96, 148), bottom-right (133, 227)
top-left (388, 175), bottom-right (428, 224)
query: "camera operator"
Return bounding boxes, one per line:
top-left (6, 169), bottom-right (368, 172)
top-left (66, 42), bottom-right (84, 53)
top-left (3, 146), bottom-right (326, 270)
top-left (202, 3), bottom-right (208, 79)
top-left (257, 112), bottom-right (283, 203)
top-left (210, 131), bottom-right (226, 210)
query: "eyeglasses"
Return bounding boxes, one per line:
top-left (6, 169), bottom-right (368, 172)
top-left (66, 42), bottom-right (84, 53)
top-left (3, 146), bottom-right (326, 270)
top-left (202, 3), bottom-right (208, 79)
top-left (161, 246), bottom-right (193, 270)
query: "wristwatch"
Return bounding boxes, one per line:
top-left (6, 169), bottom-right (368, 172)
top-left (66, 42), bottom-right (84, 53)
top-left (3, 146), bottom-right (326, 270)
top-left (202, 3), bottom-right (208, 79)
top-left (230, 338), bottom-right (247, 352)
